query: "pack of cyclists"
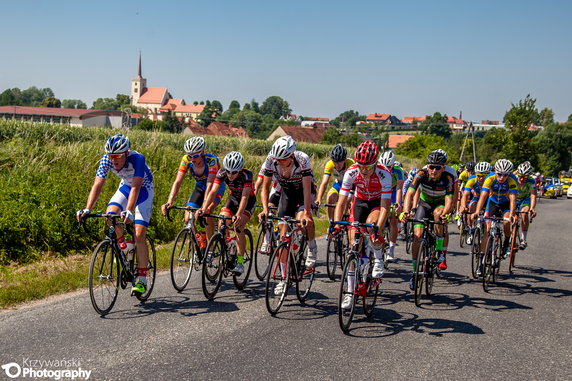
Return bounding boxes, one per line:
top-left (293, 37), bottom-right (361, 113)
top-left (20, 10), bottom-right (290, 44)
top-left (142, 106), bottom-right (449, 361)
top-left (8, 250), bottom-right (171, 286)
top-left (77, 133), bottom-right (540, 299)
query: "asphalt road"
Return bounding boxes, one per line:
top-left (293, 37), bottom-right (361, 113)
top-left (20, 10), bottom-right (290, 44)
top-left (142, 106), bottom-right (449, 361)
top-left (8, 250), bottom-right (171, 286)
top-left (1, 197), bottom-right (571, 381)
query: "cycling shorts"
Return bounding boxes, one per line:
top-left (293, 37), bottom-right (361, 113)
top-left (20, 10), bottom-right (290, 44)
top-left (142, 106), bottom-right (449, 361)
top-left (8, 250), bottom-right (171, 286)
top-left (221, 194), bottom-right (256, 217)
top-left (277, 190), bottom-right (315, 220)
top-left (484, 200), bottom-right (510, 220)
top-left (517, 198), bottom-right (531, 210)
top-left (350, 198), bottom-right (381, 224)
top-left (108, 184), bottom-right (154, 227)
top-left (412, 200), bottom-right (444, 229)
top-left (327, 181), bottom-right (342, 196)
top-left (187, 185), bottom-right (224, 209)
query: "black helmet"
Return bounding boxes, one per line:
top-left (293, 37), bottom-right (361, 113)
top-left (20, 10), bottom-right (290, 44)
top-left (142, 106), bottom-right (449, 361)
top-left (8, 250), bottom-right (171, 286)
top-left (465, 160), bottom-right (476, 172)
top-left (330, 144), bottom-right (347, 162)
top-left (427, 150), bottom-right (447, 165)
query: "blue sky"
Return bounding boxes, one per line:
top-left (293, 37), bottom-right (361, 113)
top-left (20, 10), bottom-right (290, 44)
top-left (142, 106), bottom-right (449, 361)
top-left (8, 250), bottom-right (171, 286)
top-left (1, 0), bottom-right (571, 122)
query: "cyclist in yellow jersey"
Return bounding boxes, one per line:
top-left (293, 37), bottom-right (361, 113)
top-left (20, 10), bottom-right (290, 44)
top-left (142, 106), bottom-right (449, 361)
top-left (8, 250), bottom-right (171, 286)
top-left (315, 144), bottom-right (354, 220)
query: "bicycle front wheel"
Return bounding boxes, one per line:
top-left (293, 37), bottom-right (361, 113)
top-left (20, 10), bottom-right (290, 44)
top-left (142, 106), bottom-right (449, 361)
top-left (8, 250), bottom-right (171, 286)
top-left (363, 267), bottom-right (380, 318)
top-left (89, 240), bottom-right (119, 316)
top-left (233, 228), bottom-right (253, 290)
top-left (326, 234), bottom-right (339, 280)
top-left (339, 255), bottom-right (358, 333)
top-left (508, 224), bottom-right (520, 274)
top-left (459, 218), bottom-right (465, 248)
top-left (471, 227), bottom-right (481, 279)
top-left (265, 242), bottom-right (290, 315)
top-left (170, 228), bottom-right (195, 292)
top-left (202, 234), bottom-right (225, 300)
top-left (414, 240), bottom-right (426, 307)
top-left (482, 236), bottom-right (495, 292)
top-left (405, 222), bottom-right (413, 255)
top-left (254, 226), bottom-right (272, 281)
top-left (296, 237), bottom-right (314, 303)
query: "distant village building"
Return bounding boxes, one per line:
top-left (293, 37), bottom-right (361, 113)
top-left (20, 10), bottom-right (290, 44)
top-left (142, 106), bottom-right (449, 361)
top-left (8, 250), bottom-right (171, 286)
top-left (267, 125), bottom-right (326, 144)
top-left (447, 116), bottom-right (467, 130)
top-left (184, 121), bottom-right (248, 138)
top-left (386, 134), bottom-right (415, 150)
top-left (0, 106), bottom-right (125, 127)
top-left (366, 113), bottom-right (403, 127)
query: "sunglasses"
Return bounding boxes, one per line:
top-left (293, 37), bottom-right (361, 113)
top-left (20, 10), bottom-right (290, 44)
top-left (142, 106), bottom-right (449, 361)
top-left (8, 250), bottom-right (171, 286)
top-left (109, 153), bottom-right (124, 160)
top-left (188, 153), bottom-right (202, 159)
top-left (497, 173), bottom-right (509, 178)
top-left (228, 170), bottom-right (240, 175)
top-left (358, 163), bottom-right (374, 171)
top-left (477, 174), bottom-right (486, 179)
top-left (428, 165), bottom-right (443, 170)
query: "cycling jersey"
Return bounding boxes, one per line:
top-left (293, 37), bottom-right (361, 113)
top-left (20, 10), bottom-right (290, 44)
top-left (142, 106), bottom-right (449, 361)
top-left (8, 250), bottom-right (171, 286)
top-left (481, 172), bottom-right (518, 203)
top-left (96, 150), bottom-right (154, 189)
top-left (463, 174), bottom-right (483, 199)
top-left (385, 165), bottom-right (405, 204)
top-left (340, 164), bottom-right (392, 201)
top-left (262, 151), bottom-right (313, 194)
top-left (515, 175), bottom-right (536, 201)
top-left (258, 154), bottom-right (282, 194)
top-left (323, 159), bottom-right (355, 183)
top-left (422, 164), bottom-right (459, 184)
top-left (459, 169), bottom-right (470, 184)
top-left (214, 168), bottom-right (255, 199)
top-left (408, 168), bottom-right (455, 204)
top-left (178, 153), bottom-right (222, 191)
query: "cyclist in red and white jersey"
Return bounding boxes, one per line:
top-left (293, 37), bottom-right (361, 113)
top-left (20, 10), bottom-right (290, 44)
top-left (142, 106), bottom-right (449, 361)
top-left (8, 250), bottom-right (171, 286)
top-left (333, 140), bottom-right (392, 309)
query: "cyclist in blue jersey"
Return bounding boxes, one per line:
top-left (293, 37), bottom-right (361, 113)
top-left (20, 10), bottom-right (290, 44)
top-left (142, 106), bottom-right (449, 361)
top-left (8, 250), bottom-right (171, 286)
top-left (514, 161), bottom-right (537, 249)
top-left (378, 150), bottom-right (404, 262)
top-left (77, 134), bottom-right (154, 294)
top-left (161, 137), bottom-right (225, 240)
top-left (459, 161), bottom-right (492, 245)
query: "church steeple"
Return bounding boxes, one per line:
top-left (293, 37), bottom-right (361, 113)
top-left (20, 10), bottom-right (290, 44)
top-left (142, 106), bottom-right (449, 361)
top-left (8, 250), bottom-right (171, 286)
top-left (131, 52), bottom-right (147, 106)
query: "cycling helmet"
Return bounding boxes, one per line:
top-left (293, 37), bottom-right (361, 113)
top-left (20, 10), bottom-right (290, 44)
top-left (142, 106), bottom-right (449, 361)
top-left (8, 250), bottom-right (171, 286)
top-left (223, 151), bottom-right (244, 172)
top-left (435, 149), bottom-right (449, 162)
top-left (535, 172), bottom-right (540, 177)
top-left (354, 140), bottom-right (379, 165)
top-left (184, 136), bottom-right (206, 155)
top-left (105, 134), bottom-right (130, 154)
top-left (378, 150), bottom-right (396, 167)
top-left (394, 160), bottom-right (402, 168)
top-left (494, 159), bottom-right (514, 174)
top-left (465, 160), bottom-right (476, 172)
top-left (475, 161), bottom-right (492, 175)
top-left (426, 150), bottom-right (448, 165)
top-left (409, 168), bottom-right (418, 178)
top-left (517, 161), bottom-right (533, 176)
top-left (270, 135), bottom-right (296, 159)
top-left (330, 144), bottom-right (347, 162)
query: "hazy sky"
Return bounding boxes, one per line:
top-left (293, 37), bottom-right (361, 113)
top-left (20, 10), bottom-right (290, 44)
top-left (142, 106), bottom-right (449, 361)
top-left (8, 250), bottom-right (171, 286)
top-left (1, 0), bottom-right (571, 122)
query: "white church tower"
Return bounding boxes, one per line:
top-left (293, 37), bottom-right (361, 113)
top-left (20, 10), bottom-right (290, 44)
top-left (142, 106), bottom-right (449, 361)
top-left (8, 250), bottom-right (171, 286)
top-left (131, 52), bottom-right (147, 106)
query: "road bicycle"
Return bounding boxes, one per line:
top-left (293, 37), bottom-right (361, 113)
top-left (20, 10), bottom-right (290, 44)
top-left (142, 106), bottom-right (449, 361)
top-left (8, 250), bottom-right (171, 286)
top-left (323, 203), bottom-right (349, 281)
top-left (81, 213), bottom-right (156, 316)
top-left (409, 218), bottom-right (445, 307)
top-left (470, 212), bottom-right (485, 279)
top-left (508, 211), bottom-right (532, 274)
top-left (404, 220), bottom-right (414, 255)
top-left (265, 216), bottom-right (315, 315)
top-left (165, 205), bottom-right (205, 292)
top-left (482, 216), bottom-right (508, 292)
top-left (253, 205), bottom-right (278, 281)
top-left (334, 220), bottom-right (381, 333)
top-left (458, 211), bottom-right (470, 248)
top-left (201, 213), bottom-right (253, 300)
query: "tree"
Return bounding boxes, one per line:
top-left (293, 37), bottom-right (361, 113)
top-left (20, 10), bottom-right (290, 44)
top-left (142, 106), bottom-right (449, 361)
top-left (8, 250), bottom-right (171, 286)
top-left (211, 100), bottom-right (223, 114)
top-left (538, 107), bottom-right (554, 127)
top-left (228, 100), bottom-right (240, 110)
top-left (568, 114), bottom-right (572, 123)
top-left (21, 87), bottom-right (54, 106)
top-left (62, 99), bottom-right (87, 109)
top-left (502, 94), bottom-right (539, 165)
top-left (420, 112), bottom-right (451, 138)
top-left (41, 96), bottom-right (61, 108)
top-left (0, 88), bottom-right (21, 106)
top-left (230, 109), bottom-right (263, 138)
top-left (197, 105), bottom-right (219, 127)
top-left (330, 110), bottom-right (364, 128)
top-left (260, 96), bottom-right (291, 119)
top-left (395, 134), bottom-right (448, 160)
top-left (533, 121), bottom-right (572, 175)
top-left (134, 118), bottom-right (157, 131)
top-left (92, 94), bottom-right (131, 111)
top-left (250, 99), bottom-right (260, 113)
top-left (162, 111), bottom-right (185, 133)
top-left (243, 103), bottom-right (251, 111)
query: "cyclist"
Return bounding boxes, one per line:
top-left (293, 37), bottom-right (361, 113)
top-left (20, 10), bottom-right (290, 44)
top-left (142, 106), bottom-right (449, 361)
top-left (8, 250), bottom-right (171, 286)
top-left (514, 161), bottom-right (537, 249)
top-left (378, 150), bottom-right (404, 262)
top-left (333, 140), bottom-right (392, 309)
top-left (459, 161), bottom-right (492, 245)
top-left (254, 154), bottom-right (282, 254)
top-left (473, 159), bottom-right (518, 260)
top-left (76, 134), bottom-right (154, 294)
top-left (161, 137), bottom-right (225, 242)
top-left (456, 160), bottom-right (475, 220)
top-left (258, 136), bottom-right (318, 286)
top-left (199, 151), bottom-right (256, 274)
top-left (315, 144), bottom-right (355, 221)
top-left (400, 150), bottom-right (455, 290)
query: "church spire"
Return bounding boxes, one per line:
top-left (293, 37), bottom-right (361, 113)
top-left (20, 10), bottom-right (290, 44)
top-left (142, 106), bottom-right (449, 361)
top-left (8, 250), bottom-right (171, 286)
top-left (138, 51), bottom-right (142, 78)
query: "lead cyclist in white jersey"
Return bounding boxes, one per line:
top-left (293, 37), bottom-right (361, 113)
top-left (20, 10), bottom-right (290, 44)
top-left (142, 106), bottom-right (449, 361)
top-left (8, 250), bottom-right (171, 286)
top-left (76, 134), bottom-right (154, 295)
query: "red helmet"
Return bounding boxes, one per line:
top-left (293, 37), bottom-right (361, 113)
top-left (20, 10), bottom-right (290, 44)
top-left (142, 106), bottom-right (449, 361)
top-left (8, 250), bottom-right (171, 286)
top-left (354, 140), bottom-right (379, 165)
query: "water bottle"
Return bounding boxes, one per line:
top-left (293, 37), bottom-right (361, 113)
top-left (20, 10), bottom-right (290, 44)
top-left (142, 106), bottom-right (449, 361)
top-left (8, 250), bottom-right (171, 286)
top-left (291, 231), bottom-right (300, 251)
top-left (125, 241), bottom-right (135, 261)
top-left (196, 233), bottom-right (207, 249)
top-left (273, 226), bottom-right (280, 241)
top-left (360, 255), bottom-right (370, 282)
top-left (227, 236), bottom-right (237, 255)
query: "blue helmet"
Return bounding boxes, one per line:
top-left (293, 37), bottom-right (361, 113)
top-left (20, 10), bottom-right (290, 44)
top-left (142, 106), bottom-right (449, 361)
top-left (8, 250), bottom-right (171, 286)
top-left (104, 134), bottom-right (130, 154)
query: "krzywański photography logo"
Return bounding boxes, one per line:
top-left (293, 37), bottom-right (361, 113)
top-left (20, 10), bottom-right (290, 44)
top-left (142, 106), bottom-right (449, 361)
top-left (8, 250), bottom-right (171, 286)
top-left (1, 357), bottom-right (91, 380)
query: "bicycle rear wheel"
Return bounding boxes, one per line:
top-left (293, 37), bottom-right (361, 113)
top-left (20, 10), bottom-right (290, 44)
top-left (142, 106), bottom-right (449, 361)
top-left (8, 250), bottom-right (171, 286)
top-left (170, 228), bottom-right (195, 292)
top-left (482, 236), bottom-right (495, 292)
top-left (134, 235), bottom-right (157, 302)
top-left (233, 228), bottom-right (253, 290)
top-left (296, 237), bottom-right (314, 303)
top-left (405, 222), bottom-right (413, 255)
top-left (89, 239), bottom-right (119, 316)
top-left (254, 227), bottom-right (272, 281)
top-left (338, 255), bottom-right (358, 332)
top-left (508, 224), bottom-right (520, 274)
top-left (202, 234), bottom-right (225, 300)
top-left (414, 241), bottom-right (426, 307)
top-left (425, 249), bottom-right (435, 296)
top-left (459, 217), bottom-right (466, 248)
top-left (471, 227), bottom-right (481, 279)
top-left (383, 228), bottom-right (390, 269)
top-left (265, 242), bottom-right (290, 315)
top-left (326, 234), bottom-right (339, 280)
top-left (363, 269), bottom-right (380, 318)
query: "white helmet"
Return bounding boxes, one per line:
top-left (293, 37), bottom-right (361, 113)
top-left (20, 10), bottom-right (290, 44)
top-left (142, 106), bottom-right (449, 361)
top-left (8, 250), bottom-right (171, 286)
top-left (270, 135), bottom-right (296, 160)
top-left (494, 159), bottom-right (514, 174)
top-left (105, 134), bottom-right (130, 154)
top-left (223, 151), bottom-right (244, 172)
top-left (378, 151), bottom-right (396, 167)
top-left (184, 136), bottom-right (206, 155)
top-left (517, 161), bottom-right (533, 176)
top-left (475, 161), bottom-right (493, 175)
